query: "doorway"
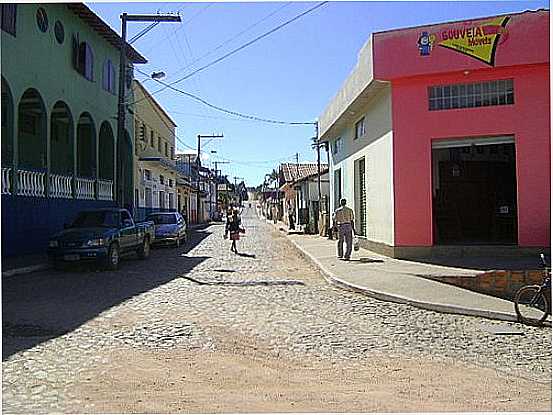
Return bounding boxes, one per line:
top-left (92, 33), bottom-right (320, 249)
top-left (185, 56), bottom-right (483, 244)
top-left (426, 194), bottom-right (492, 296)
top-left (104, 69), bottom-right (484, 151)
top-left (354, 157), bottom-right (367, 237)
top-left (432, 137), bottom-right (517, 245)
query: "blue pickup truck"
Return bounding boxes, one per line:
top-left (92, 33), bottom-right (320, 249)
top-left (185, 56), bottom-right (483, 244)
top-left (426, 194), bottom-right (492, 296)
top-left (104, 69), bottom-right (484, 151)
top-left (47, 208), bottom-right (155, 270)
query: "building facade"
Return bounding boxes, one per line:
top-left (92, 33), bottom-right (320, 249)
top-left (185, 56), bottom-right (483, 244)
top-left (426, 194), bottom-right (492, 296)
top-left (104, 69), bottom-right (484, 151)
top-left (175, 151), bottom-right (198, 223)
top-left (132, 80), bottom-right (179, 220)
top-left (291, 169), bottom-right (330, 234)
top-left (319, 10), bottom-right (550, 258)
top-left (1, 3), bottom-right (145, 256)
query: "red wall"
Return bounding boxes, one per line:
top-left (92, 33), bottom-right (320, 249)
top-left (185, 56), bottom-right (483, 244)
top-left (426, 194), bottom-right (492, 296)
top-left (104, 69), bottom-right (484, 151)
top-left (374, 10), bottom-right (549, 79)
top-left (390, 64), bottom-right (550, 247)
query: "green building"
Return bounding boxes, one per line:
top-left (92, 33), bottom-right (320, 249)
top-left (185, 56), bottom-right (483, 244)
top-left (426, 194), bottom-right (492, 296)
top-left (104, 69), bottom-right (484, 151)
top-left (1, 3), bottom-right (147, 256)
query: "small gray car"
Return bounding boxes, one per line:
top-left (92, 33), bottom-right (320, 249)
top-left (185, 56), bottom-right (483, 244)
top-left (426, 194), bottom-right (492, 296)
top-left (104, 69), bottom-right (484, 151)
top-left (146, 212), bottom-right (187, 248)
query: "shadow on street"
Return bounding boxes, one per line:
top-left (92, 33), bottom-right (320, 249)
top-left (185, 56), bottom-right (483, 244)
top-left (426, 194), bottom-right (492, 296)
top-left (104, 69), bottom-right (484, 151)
top-left (2, 228), bottom-right (212, 360)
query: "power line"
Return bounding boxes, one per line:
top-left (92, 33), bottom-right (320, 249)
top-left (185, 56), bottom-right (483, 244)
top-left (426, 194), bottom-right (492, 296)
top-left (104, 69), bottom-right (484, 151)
top-left (134, 67), bottom-right (315, 126)
top-left (147, 2), bottom-right (328, 96)
top-left (128, 21), bottom-right (159, 44)
top-left (162, 2), bottom-right (292, 83)
top-left (141, 3), bottom-right (213, 55)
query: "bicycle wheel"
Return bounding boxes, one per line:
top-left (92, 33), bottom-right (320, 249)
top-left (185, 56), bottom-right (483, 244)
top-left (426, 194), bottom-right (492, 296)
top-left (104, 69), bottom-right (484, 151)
top-left (514, 285), bottom-right (549, 325)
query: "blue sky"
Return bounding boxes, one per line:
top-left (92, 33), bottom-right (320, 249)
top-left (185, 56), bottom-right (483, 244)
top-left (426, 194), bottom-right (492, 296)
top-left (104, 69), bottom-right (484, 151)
top-left (87, 1), bottom-right (549, 186)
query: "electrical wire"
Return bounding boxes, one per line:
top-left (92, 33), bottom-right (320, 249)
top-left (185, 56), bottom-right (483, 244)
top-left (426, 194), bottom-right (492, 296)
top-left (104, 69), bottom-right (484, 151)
top-left (145, 2), bottom-right (328, 96)
top-left (134, 67), bottom-right (315, 126)
top-left (163, 2), bottom-right (292, 83)
top-left (141, 3), bottom-right (214, 55)
top-left (129, 22), bottom-right (160, 44)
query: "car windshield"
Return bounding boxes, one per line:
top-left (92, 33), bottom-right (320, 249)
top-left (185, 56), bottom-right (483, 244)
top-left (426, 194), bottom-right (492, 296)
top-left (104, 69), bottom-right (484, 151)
top-left (72, 211), bottom-right (120, 228)
top-left (147, 214), bottom-right (176, 225)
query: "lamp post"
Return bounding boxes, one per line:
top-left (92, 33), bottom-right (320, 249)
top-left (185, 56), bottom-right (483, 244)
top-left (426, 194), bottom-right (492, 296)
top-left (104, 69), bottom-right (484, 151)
top-left (117, 12), bottom-right (180, 210)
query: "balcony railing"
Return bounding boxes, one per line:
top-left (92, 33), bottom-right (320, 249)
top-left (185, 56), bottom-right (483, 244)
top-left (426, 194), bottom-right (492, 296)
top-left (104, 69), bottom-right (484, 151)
top-left (49, 174), bottom-right (73, 198)
top-left (75, 177), bottom-right (96, 200)
top-left (97, 179), bottom-right (114, 201)
top-left (3, 168), bottom-right (115, 201)
top-left (2, 167), bottom-right (11, 195)
top-left (17, 170), bottom-right (46, 197)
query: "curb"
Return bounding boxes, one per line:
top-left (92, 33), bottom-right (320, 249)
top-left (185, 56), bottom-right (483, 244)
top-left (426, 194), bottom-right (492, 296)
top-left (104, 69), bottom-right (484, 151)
top-left (284, 235), bottom-right (521, 323)
top-left (2, 264), bottom-right (50, 278)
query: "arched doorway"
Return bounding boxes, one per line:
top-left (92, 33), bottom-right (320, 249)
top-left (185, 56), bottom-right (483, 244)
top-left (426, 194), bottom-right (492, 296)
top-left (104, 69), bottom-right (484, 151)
top-left (117, 129), bottom-right (133, 209)
top-left (1, 77), bottom-right (14, 167)
top-left (50, 101), bottom-right (74, 175)
top-left (17, 88), bottom-right (47, 170)
top-left (98, 121), bottom-right (114, 180)
top-left (76, 112), bottom-right (96, 178)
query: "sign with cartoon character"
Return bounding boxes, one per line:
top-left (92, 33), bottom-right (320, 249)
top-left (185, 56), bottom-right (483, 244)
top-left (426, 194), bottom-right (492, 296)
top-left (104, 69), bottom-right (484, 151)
top-left (417, 16), bottom-right (510, 65)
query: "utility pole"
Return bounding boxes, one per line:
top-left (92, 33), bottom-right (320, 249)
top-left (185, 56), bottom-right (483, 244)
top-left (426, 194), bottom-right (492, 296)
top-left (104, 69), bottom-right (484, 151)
top-left (117, 12), bottom-right (180, 210)
top-left (195, 133), bottom-right (223, 222)
top-left (234, 176), bottom-right (244, 204)
top-left (315, 122), bottom-right (321, 202)
top-left (214, 160), bottom-right (229, 212)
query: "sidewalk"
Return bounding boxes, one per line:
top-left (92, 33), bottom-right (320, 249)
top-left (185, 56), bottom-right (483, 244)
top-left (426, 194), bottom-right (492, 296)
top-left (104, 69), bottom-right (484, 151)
top-left (2, 254), bottom-right (50, 278)
top-left (274, 223), bottom-right (547, 323)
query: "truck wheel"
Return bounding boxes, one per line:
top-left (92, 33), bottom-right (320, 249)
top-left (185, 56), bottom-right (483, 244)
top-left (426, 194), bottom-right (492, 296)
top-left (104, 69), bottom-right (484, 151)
top-left (106, 243), bottom-right (120, 270)
top-left (138, 237), bottom-right (150, 259)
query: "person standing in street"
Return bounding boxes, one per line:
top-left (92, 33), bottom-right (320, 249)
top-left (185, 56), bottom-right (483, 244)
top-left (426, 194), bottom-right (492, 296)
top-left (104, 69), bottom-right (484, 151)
top-left (288, 200), bottom-right (296, 230)
top-left (333, 198), bottom-right (355, 260)
top-left (225, 209), bottom-right (242, 254)
top-left (271, 204), bottom-right (279, 224)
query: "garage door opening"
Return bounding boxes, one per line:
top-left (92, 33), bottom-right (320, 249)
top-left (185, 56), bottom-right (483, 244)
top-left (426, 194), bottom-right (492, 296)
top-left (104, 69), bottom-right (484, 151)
top-left (432, 137), bottom-right (517, 245)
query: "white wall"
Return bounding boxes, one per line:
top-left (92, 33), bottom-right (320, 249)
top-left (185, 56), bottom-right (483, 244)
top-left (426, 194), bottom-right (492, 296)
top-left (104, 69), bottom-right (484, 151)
top-left (137, 163), bottom-right (178, 210)
top-left (329, 87), bottom-right (395, 246)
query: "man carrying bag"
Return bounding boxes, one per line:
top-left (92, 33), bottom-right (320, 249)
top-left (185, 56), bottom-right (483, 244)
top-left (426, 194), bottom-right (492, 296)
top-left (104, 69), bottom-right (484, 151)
top-left (333, 198), bottom-right (355, 261)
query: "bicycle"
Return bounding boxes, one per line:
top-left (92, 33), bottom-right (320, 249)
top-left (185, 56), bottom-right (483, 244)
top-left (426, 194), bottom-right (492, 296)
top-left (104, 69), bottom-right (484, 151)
top-left (514, 254), bottom-right (551, 325)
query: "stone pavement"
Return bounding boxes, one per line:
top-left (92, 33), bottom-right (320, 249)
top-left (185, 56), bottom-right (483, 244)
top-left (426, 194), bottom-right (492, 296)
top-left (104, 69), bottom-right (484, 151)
top-left (2, 207), bottom-right (551, 413)
top-left (267, 219), bottom-right (548, 323)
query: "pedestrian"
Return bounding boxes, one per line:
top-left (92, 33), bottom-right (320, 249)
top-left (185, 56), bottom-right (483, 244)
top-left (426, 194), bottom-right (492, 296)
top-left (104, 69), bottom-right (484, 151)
top-left (333, 198), bottom-right (355, 260)
top-left (225, 209), bottom-right (242, 254)
top-left (271, 205), bottom-right (278, 224)
top-left (288, 201), bottom-right (296, 230)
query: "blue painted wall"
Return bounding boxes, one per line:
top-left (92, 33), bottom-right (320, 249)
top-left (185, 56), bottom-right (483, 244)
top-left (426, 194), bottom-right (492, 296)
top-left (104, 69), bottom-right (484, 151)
top-left (2, 195), bottom-right (116, 257)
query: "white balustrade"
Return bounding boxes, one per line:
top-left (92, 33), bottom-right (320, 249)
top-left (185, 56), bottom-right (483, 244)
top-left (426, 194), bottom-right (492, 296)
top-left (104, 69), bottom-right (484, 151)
top-left (17, 170), bottom-right (46, 197)
top-left (97, 179), bottom-right (114, 201)
top-left (2, 167), bottom-right (11, 195)
top-left (75, 177), bottom-right (96, 200)
top-left (49, 174), bottom-right (73, 198)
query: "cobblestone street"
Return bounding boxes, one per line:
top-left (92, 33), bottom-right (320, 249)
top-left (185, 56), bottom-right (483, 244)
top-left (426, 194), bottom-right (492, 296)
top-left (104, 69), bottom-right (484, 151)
top-left (2, 206), bottom-right (551, 413)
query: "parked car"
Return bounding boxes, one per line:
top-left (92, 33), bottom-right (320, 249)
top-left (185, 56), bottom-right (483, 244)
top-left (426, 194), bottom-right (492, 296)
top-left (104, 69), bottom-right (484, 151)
top-left (146, 212), bottom-right (187, 248)
top-left (47, 208), bottom-right (155, 270)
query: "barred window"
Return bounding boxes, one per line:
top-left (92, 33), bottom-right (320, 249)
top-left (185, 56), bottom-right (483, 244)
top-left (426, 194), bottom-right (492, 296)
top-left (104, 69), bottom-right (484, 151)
top-left (429, 79), bottom-right (514, 111)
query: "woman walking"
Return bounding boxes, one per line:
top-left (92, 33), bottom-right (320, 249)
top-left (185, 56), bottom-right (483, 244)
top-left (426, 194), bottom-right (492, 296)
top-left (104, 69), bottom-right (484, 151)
top-left (225, 209), bottom-right (242, 254)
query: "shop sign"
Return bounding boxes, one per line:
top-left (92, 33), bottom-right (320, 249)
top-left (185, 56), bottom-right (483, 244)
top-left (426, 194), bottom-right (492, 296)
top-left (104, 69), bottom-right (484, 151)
top-left (417, 16), bottom-right (510, 66)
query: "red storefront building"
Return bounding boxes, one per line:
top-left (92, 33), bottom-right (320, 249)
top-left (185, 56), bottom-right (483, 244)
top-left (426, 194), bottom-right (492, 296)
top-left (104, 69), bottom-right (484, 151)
top-left (320, 9), bottom-right (550, 258)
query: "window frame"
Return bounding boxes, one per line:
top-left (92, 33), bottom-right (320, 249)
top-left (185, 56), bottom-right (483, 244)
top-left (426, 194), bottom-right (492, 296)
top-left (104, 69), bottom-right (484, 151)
top-left (428, 79), bottom-right (514, 111)
top-left (354, 117), bottom-right (366, 140)
top-left (0, 4), bottom-right (17, 36)
top-left (76, 41), bottom-right (94, 81)
top-left (102, 59), bottom-right (116, 94)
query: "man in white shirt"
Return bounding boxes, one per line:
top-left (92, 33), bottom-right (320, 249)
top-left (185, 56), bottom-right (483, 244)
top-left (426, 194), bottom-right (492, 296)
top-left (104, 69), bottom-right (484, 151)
top-left (333, 198), bottom-right (355, 260)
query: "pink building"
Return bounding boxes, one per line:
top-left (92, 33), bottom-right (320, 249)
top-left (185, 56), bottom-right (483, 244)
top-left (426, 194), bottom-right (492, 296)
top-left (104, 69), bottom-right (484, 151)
top-left (319, 9), bottom-right (550, 258)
